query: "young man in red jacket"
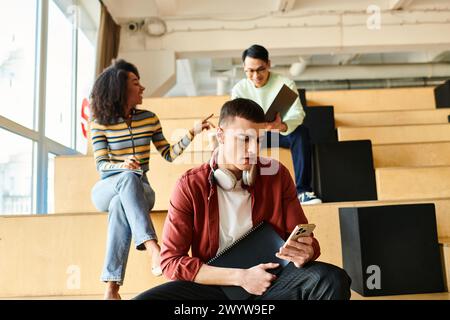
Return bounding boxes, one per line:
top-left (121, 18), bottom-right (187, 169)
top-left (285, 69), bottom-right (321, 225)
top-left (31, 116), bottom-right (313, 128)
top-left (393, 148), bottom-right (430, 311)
top-left (135, 98), bottom-right (351, 300)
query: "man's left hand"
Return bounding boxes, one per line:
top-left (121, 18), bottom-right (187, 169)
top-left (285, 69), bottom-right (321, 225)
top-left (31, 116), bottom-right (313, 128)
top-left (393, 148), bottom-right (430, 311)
top-left (265, 113), bottom-right (287, 132)
top-left (275, 236), bottom-right (315, 268)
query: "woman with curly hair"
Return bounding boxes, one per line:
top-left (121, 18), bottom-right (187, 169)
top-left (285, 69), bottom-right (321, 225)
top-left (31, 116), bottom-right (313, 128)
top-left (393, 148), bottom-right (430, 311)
top-left (90, 59), bottom-right (214, 299)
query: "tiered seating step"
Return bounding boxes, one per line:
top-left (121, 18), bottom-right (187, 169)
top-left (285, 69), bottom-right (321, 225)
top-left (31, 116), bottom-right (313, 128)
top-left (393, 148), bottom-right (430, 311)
top-left (338, 123), bottom-right (450, 145)
top-left (2, 197), bottom-right (450, 298)
top-left (335, 109), bottom-right (450, 127)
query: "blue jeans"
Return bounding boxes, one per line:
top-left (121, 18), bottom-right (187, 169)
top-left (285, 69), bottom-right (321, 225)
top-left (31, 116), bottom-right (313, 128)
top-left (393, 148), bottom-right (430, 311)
top-left (265, 124), bottom-right (312, 194)
top-left (91, 171), bottom-right (157, 285)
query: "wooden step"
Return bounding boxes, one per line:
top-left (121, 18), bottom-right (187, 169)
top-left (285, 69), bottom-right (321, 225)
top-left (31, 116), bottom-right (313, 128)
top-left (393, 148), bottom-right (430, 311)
top-left (0, 211), bottom-right (169, 298)
top-left (54, 150), bottom-right (295, 213)
top-left (338, 123), bottom-right (450, 145)
top-left (2, 197), bottom-right (449, 298)
top-left (335, 109), bottom-right (450, 127)
top-left (159, 117), bottom-right (219, 141)
top-left (141, 87), bottom-right (436, 120)
top-left (141, 96), bottom-right (227, 119)
top-left (376, 166), bottom-right (450, 201)
top-left (55, 154), bottom-right (195, 213)
top-left (55, 146), bottom-right (450, 213)
top-left (4, 291), bottom-right (449, 300)
top-left (1, 292), bottom-right (140, 300)
top-left (1, 293), bottom-right (138, 300)
top-left (307, 87), bottom-right (435, 113)
top-left (372, 142), bottom-right (450, 168)
top-left (350, 291), bottom-right (450, 300)
top-left (55, 148), bottom-right (450, 212)
top-left (156, 120), bottom-right (450, 167)
top-left (158, 118), bottom-right (218, 153)
top-left (443, 239), bottom-right (450, 292)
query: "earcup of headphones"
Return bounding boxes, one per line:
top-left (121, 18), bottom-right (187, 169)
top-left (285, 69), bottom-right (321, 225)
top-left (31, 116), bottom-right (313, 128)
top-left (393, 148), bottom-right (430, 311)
top-left (242, 165), bottom-right (256, 187)
top-left (242, 170), bottom-right (249, 186)
top-left (213, 168), bottom-right (237, 191)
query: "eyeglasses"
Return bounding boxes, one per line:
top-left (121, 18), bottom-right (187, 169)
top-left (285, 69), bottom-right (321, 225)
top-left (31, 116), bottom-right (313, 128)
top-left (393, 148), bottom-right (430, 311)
top-left (244, 66), bottom-right (268, 75)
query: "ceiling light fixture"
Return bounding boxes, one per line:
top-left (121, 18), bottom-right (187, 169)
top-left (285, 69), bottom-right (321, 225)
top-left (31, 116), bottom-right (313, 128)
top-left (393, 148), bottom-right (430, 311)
top-left (144, 17), bottom-right (167, 37)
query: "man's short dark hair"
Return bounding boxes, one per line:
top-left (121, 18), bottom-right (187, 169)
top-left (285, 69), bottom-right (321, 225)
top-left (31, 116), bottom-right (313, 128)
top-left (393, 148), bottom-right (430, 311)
top-left (219, 98), bottom-right (266, 126)
top-left (242, 44), bottom-right (269, 63)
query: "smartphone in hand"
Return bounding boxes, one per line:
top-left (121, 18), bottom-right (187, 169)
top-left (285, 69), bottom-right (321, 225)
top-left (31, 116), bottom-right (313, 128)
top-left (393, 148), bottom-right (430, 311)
top-left (285, 224), bottom-right (316, 245)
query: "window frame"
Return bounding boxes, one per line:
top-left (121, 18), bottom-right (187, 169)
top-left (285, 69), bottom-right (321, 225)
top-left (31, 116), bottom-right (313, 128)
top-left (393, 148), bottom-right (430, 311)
top-left (0, 0), bottom-right (97, 214)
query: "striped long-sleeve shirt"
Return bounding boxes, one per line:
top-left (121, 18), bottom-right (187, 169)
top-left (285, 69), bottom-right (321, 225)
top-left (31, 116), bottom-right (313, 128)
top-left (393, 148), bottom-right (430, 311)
top-left (90, 109), bottom-right (192, 174)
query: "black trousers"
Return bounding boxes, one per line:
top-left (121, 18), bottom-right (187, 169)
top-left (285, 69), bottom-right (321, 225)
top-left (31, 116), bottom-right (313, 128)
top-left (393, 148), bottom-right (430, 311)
top-left (134, 262), bottom-right (352, 300)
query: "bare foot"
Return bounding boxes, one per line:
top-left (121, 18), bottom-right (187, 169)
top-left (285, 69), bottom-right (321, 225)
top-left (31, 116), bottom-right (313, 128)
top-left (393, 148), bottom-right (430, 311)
top-left (104, 282), bottom-right (121, 300)
top-left (104, 291), bottom-right (121, 300)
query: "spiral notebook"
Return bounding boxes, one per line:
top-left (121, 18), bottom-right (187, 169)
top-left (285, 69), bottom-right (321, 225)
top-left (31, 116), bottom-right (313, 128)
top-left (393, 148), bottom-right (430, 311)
top-left (207, 221), bottom-right (289, 300)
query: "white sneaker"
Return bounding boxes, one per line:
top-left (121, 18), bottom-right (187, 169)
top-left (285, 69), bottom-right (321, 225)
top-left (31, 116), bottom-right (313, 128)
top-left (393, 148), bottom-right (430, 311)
top-left (298, 192), bottom-right (322, 205)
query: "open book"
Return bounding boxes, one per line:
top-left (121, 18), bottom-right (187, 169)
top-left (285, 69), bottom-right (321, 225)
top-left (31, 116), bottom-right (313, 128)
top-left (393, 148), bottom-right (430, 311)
top-left (207, 221), bottom-right (289, 300)
top-left (100, 167), bottom-right (144, 179)
top-left (264, 84), bottom-right (298, 122)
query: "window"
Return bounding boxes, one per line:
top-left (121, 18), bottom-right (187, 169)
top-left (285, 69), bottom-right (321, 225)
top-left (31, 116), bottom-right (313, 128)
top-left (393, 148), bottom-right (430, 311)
top-left (47, 153), bottom-right (56, 213)
top-left (76, 16), bottom-right (97, 153)
top-left (0, 0), bottom-right (37, 129)
top-left (45, 0), bottom-right (76, 147)
top-left (0, 0), bottom-right (100, 215)
top-left (0, 128), bottom-right (34, 215)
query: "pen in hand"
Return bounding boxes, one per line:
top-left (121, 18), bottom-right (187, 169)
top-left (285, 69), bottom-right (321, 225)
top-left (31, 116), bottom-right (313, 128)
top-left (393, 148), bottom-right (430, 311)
top-left (123, 156), bottom-right (142, 170)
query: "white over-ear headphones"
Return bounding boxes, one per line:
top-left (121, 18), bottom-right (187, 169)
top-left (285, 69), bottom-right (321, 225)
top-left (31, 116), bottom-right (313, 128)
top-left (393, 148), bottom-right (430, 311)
top-left (209, 149), bottom-right (256, 191)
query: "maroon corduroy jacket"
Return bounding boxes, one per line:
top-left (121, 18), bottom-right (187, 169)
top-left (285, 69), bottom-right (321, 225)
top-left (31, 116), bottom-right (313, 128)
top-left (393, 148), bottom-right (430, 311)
top-left (160, 157), bottom-right (321, 281)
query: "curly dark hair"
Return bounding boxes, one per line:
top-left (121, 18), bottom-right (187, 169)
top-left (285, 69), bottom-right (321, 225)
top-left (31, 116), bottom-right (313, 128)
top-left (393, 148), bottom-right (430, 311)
top-left (90, 59), bottom-right (140, 125)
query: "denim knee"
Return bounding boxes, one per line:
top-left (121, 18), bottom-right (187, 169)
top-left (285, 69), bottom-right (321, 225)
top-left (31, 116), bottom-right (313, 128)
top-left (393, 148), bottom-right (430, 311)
top-left (118, 171), bottom-right (141, 184)
top-left (108, 195), bottom-right (122, 212)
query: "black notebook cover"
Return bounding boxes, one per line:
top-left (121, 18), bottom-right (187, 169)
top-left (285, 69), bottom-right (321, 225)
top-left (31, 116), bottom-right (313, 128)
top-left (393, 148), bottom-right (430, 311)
top-left (265, 84), bottom-right (298, 122)
top-left (207, 221), bottom-right (289, 300)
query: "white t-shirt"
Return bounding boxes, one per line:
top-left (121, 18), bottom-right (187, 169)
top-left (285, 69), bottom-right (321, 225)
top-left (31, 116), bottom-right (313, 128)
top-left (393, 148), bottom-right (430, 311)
top-left (216, 179), bottom-right (253, 254)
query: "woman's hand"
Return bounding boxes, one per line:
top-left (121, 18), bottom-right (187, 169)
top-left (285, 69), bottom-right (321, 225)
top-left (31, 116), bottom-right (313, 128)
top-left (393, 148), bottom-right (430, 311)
top-left (189, 114), bottom-right (216, 138)
top-left (122, 155), bottom-right (141, 170)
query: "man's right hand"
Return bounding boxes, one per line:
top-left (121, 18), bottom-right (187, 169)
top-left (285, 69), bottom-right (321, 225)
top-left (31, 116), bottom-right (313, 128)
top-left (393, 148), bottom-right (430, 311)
top-left (265, 113), bottom-right (287, 132)
top-left (239, 263), bottom-right (279, 295)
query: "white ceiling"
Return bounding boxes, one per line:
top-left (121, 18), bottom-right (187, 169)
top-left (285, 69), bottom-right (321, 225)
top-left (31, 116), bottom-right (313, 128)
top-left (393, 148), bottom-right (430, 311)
top-left (103, 0), bottom-right (450, 95)
top-left (104, 0), bottom-right (450, 21)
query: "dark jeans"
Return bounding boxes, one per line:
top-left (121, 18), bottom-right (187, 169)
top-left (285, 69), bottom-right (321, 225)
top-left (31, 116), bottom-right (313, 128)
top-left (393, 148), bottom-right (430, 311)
top-left (133, 262), bottom-right (351, 300)
top-left (264, 124), bottom-right (312, 194)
